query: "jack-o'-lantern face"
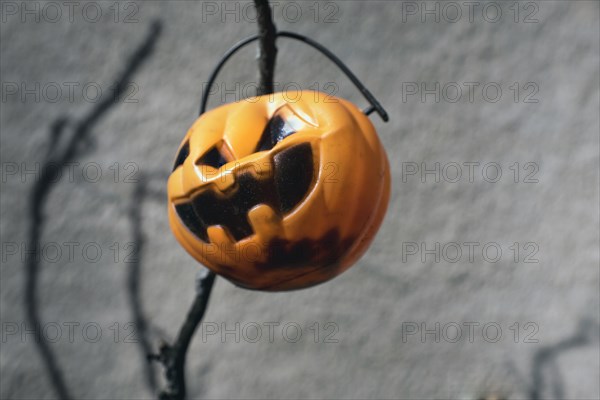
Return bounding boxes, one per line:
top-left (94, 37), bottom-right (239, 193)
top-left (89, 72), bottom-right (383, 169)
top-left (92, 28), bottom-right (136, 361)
top-left (168, 90), bottom-right (390, 291)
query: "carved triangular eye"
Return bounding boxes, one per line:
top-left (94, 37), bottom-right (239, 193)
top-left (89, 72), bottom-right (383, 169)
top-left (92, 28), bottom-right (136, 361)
top-left (197, 145), bottom-right (228, 169)
top-left (172, 140), bottom-right (189, 171)
top-left (255, 114), bottom-right (297, 152)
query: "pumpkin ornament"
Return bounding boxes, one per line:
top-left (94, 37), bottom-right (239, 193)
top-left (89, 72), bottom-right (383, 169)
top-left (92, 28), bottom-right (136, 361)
top-left (168, 31), bottom-right (390, 291)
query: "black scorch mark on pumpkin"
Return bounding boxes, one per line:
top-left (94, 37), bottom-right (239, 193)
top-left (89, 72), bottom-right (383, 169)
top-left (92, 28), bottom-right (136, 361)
top-left (175, 143), bottom-right (315, 242)
top-left (258, 229), bottom-right (355, 270)
top-left (213, 229), bottom-right (356, 291)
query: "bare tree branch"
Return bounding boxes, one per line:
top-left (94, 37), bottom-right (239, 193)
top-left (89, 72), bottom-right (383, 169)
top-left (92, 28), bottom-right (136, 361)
top-left (254, 0), bottom-right (277, 95)
top-left (151, 269), bottom-right (216, 400)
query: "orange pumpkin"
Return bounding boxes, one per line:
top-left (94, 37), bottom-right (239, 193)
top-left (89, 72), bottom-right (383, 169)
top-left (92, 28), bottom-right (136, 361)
top-left (168, 90), bottom-right (390, 291)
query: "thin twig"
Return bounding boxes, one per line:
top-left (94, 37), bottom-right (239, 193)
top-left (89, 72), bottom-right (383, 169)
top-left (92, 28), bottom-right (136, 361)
top-left (24, 21), bottom-right (162, 400)
top-left (151, 269), bottom-right (216, 400)
top-left (253, 0), bottom-right (277, 95)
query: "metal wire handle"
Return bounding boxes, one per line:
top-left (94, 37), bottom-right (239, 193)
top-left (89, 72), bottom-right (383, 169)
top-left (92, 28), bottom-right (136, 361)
top-left (199, 31), bottom-right (389, 122)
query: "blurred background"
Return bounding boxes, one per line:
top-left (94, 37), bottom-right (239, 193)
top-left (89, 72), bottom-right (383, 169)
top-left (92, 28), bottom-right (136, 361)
top-left (1, 1), bottom-right (599, 399)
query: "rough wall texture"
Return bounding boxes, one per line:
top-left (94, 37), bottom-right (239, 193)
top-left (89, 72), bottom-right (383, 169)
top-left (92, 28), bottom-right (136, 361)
top-left (1, 1), bottom-right (598, 399)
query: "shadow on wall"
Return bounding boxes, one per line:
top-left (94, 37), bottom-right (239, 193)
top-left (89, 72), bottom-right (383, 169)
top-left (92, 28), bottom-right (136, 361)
top-left (24, 20), bottom-right (163, 400)
top-left (527, 318), bottom-right (597, 399)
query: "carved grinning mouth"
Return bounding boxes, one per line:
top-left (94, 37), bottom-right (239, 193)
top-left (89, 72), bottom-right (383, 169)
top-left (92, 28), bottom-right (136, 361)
top-left (175, 143), bottom-right (315, 242)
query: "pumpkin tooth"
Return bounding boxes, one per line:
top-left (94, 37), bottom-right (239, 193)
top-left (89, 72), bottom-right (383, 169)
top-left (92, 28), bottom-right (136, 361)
top-left (207, 225), bottom-right (235, 247)
top-left (247, 204), bottom-right (283, 239)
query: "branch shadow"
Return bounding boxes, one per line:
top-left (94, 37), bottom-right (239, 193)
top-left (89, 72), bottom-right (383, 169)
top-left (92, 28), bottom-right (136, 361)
top-left (126, 170), bottom-right (171, 394)
top-left (24, 20), bottom-right (162, 400)
top-left (127, 172), bottom-right (158, 392)
top-left (528, 318), bottom-right (597, 399)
